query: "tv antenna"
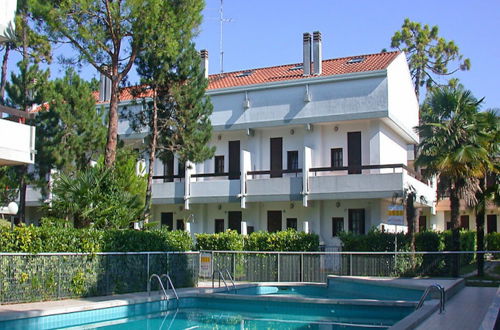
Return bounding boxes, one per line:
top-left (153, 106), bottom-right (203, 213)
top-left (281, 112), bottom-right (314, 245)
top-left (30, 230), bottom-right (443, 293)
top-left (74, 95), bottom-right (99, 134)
top-left (219, 0), bottom-right (233, 73)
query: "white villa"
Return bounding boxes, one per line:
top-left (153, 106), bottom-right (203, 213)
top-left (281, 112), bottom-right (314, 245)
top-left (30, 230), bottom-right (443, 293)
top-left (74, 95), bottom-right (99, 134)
top-left (22, 32), bottom-right (498, 246)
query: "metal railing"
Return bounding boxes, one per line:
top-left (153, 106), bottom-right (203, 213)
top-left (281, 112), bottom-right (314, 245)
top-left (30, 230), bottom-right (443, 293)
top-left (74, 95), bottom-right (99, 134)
top-left (416, 283), bottom-right (445, 313)
top-left (206, 250), bottom-right (499, 283)
top-left (0, 251), bottom-right (199, 304)
top-left (148, 274), bottom-right (168, 299)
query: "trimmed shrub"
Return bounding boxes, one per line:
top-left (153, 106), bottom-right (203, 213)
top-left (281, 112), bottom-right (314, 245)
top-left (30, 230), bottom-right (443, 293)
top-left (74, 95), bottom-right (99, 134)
top-left (486, 233), bottom-right (500, 258)
top-left (195, 229), bottom-right (319, 251)
top-left (195, 230), bottom-right (244, 251)
top-left (339, 229), bottom-right (409, 252)
top-left (245, 230), bottom-right (319, 252)
top-left (0, 225), bottom-right (192, 253)
top-left (415, 231), bottom-right (442, 252)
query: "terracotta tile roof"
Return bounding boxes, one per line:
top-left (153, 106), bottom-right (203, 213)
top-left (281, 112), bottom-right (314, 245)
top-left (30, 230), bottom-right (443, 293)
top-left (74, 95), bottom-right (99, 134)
top-left (92, 50), bottom-right (400, 104)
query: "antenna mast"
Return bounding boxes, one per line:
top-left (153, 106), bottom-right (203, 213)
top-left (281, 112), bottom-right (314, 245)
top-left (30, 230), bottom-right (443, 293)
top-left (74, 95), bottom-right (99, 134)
top-left (219, 0), bottom-right (232, 73)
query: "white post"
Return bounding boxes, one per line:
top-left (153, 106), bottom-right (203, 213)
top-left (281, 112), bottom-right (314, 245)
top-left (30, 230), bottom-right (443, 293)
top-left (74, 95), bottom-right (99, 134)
top-left (303, 221), bottom-right (309, 234)
top-left (185, 221), bottom-right (191, 234)
top-left (241, 221), bottom-right (247, 235)
top-left (240, 150), bottom-right (251, 209)
top-left (302, 146), bottom-right (312, 207)
top-left (184, 160), bottom-right (194, 210)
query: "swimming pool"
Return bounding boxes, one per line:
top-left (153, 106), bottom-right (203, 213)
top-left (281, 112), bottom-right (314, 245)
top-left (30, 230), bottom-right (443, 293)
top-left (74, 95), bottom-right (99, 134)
top-left (0, 296), bottom-right (414, 329)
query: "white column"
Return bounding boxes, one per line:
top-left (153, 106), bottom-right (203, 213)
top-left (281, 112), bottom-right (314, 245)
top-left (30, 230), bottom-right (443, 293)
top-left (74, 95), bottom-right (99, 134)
top-left (303, 221), bottom-right (309, 233)
top-left (240, 150), bottom-right (251, 209)
top-left (302, 146), bottom-right (312, 207)
top-left (241, 221), bottom-right (247, 235)
top-left (184, 160), bottom-right (194, 210)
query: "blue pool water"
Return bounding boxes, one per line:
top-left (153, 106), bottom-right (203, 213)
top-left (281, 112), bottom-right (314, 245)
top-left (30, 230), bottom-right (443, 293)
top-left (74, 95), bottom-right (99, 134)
top-left (235, 281), bottom-right (424, 301)
top-left (0, 296), bottom-right (414, 329)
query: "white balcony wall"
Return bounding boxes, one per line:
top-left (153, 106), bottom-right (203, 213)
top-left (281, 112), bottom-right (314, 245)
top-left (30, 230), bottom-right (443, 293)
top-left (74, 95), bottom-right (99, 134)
top-left (386, 52), bottom-right (419, 143)
top-left (207, 75), bottom-right (389, 131)
top-left (0, 119), bottom-right (35, 165)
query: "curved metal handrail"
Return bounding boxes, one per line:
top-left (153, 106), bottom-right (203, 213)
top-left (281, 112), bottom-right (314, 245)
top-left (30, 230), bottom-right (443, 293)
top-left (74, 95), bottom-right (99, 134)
top-left (224, 269), bottom-right (236, 292)
top-left (416, 283), bottom-right (445, 313)
top-left (160, 274), bottom-right (179, 301)
top-left (212, 270), bottom-right (230, 292)
top-left (148, 274), bottom-right (168, 300)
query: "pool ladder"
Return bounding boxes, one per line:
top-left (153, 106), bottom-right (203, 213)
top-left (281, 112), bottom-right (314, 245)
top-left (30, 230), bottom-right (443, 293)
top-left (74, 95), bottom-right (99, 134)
top-left (148, 274), bottom-right (179, 307)
top-left (212, 269), bottom-right (236, 292)
top-left (416, 283), bottom-right (445, 313)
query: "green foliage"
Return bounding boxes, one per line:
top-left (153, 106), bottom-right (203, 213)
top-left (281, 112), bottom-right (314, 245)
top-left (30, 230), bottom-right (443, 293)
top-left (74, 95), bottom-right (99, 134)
top-left (390, 18), bottom-right (470, 99)
top-left (0, 166), bottom-right (19, 205)
top-left (195, 229), bottom-right (319, 252)
top-left (245, 230), bottom-right (320, 252)
top-left (415, 231), bottom-right (443, 252)
top-left (486, 233), bottom-right (500, 258)
top-left (195, 230), bottom-right (244, 251)
top-left (339, 229), bottom-right (409, 252)
top-left (47, 149), bottom-right (146, 229)
top-left (0, 225), bottom-right (191, 253)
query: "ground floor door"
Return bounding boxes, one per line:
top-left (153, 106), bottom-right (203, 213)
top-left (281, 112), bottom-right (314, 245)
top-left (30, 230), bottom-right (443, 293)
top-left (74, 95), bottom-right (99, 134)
top-left (487, 215), bottom-right (497, 233)
top-left (228, 211), bottom-right (242, 233)
top-left (161, 212), bottom-right (173, 230)
top-left (348, 209), bottom-right (365, 234)
top-left (267, 210), bottom-right (282, 232)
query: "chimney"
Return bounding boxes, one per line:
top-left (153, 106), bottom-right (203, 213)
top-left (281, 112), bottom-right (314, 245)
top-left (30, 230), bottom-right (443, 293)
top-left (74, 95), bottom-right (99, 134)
top-left (200, 49), bottom-right (209, 79)
top-left (303, 33), bottom-right (312, 76)
top-left (99, 66), bottom-right (111, 102)
top-left (313, 31), bottom-right (322, 75)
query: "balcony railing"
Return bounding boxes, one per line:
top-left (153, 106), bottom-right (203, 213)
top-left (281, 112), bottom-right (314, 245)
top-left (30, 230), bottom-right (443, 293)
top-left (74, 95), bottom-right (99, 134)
top-left (309, 163), bottom-right (422, 182)
top-left (248, 168), bottom-right (302, 178)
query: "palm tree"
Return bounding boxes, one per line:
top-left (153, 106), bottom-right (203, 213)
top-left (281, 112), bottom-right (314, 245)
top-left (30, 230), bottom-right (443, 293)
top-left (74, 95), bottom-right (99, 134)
top-left (472, 110), bottom-right (499, 276)
top-left (415, 86), bottom-right (489, 276)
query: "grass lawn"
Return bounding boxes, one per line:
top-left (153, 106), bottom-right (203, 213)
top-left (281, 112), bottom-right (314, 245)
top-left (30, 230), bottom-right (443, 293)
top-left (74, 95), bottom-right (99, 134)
top-left (465, 260), bottom-right (500, 287)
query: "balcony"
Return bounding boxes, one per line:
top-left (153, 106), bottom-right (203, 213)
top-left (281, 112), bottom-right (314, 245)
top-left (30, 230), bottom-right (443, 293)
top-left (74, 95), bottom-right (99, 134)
top-left (0, 106), bottom-right (36, 165)
top-left (149, 162), bottom-right (434, 209)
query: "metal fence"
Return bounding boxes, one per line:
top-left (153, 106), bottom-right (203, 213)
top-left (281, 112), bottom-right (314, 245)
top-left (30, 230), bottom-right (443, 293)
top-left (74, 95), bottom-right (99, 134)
top-left (0, 252), bottom-right (199, 304)
top-left (206, 250), bottom-right (496, 283)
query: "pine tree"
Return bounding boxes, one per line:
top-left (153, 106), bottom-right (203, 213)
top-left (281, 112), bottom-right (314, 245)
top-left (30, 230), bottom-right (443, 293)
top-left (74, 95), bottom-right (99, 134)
top-left (34, 68), bottom-right (107, 188)
top-left (128, 0), bottom-right (214, 221)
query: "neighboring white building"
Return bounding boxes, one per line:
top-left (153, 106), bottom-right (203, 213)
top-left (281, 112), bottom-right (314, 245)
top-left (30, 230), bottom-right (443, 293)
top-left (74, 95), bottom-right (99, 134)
top-left (0, 107), bottom-right (36, 166)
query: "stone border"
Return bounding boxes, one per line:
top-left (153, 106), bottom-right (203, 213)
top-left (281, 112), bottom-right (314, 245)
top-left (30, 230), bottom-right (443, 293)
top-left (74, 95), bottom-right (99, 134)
top-left (479, 286), bottom-right (500, 330)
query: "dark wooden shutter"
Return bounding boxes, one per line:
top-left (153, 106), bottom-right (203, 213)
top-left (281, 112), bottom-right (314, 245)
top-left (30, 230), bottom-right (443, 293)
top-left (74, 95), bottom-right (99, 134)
top-left (347, 132), bottom-right (361, 174)
top-left (267, 211), bottom-right (282, 232)
top-left (228, 140), bottom-right (240, 180)
top-left (270, 137), bottom-right (283, 178)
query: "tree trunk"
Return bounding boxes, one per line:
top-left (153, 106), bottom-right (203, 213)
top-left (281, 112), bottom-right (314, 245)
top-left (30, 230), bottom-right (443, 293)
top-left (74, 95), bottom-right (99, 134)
top-left (143, 91), bottom-right (158, 223)
top-left (406, 193), bottom-right (417, 252)
top-left (104, 76), bottom-right (120, 168)
top-left (449, 186), bottom-right (461, 277)
top-left (0, 43), bottom-right (11, 104)
top-left (18, 166), bottom-right (27, 224)
top-left (476, 178), bottom-right (486, 277)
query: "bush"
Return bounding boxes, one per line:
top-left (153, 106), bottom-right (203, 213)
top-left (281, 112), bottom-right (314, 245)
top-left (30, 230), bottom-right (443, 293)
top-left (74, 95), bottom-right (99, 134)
top-left (339, 229), bottom-right (409, 252)
top-left (245, 230), bottom-right (319, 252)
top-left (195, 230), bottom-right (244, 251)
top-left (195, 229), bottom-right (319, 251)
top-left (0, 225), bottom-right (192, 253)
top-left (486, 233), bottom-right (500, 258)
top-left (415, 231), bottom-right (442, 252)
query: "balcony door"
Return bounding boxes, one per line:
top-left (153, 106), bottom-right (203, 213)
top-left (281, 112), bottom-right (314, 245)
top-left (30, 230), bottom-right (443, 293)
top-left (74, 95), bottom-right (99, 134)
top-left (228, 211), bottom-right (242, 233)
top-left (267, 211), bottom-right (282, 232)
top-left (163, 153), bottom-right (174, 182)
top-left (228, 140), bottom-right (240, 180)
top-left (347, 132), bottom-right (361, 174)
top-left (270, 137), bottom-right (283, 178)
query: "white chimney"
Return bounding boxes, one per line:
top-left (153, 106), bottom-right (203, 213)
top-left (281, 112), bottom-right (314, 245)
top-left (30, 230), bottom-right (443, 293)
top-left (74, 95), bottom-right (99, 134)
top-left (303, 33), bottom-right (312, 76)
top-left (200, 49), bottom-right (209, 79)
top-left (99, 66), bottom-right (111, 102)
top-left (313, 31), bottom-right (322, 75)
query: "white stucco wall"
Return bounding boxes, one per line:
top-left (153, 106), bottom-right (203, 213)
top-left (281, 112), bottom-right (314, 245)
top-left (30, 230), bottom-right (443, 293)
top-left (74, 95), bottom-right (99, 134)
top-left (386, 52), bottom-right (419, 143)
top-left (0, 119), bottom-right (35, 165)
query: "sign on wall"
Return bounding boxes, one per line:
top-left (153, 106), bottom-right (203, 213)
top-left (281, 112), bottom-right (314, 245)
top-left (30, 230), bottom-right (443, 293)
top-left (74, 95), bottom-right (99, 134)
top-left (200, 252), bottom-right (212, 277)
top-left (387, 204), bottom-right (404, 225)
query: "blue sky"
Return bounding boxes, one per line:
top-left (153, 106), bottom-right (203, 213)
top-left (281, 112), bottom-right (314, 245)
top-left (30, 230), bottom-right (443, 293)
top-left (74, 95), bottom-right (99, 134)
top-left (7, 0), bottom-right (500, 108)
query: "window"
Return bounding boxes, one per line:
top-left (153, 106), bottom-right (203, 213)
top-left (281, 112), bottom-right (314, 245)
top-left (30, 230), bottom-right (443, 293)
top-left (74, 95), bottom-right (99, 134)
top-left (236, 70), bottom-right (254, 77)
top-left (331, 148), bottom-right (343, 168)
top-left (214, 156), bottom-right (224, 174)
top-left (286, 218), bottom-right (297, 230)
top-left (446, 222), bottom-right (452, 230)
top-left (332, 217), bottom-right (344, 236)
top-left (487, 215), bottom-right (497, 233)
top-left (247, 226), bottom-right (255, 234)
top-left (347, 57), bottom-right (365, 64)
top-left (267, 211), bottom-right (282, 233)
top-left (460, 215), bottom-right (469, 230)
top-left (287, 151), bottom-right (299, 170)
top-left (419, 216), bottom-right (427, 232)
top-left (161, 212), bottom-right (173, 231)
top-left (215, 219), bottom-right (224, 233)
top-left (348, 209), bottom-right (365, 235)
top-left (176, 219), bottom-right (185, 231)
top-left (163, 155), bottom-right (174, 182)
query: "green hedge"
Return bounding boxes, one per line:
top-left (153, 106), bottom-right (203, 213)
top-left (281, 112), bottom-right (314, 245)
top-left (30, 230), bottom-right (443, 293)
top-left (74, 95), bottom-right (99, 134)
top-left (486, 233), bottom-right (500, 258)
top-left (0, 226), bottom-right (192, 253)
top-left (195, 229), bottom-right (319, 252)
